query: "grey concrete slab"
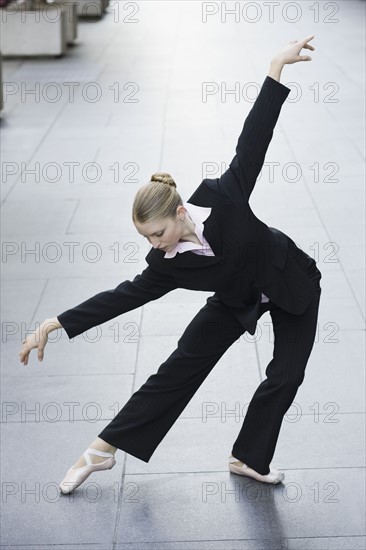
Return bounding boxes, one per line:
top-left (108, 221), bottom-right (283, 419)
top-left (0, 161), bottom-right (30, 203)
top-left (3, 159), bottom-right (159, 202)
top-left (117, 538), bottom-right (366, 550)
top-left (287, 536), bottom-right (366, 550)
top-left (1, 0), bottom-right (365, 547)
top-left (346, 269), bottom-right (365, 316)
top-left (67, 198), bottom-right (142, 234)
top-left (264, 412), bottom-right (365, 470)
top-left (123, 411), bottom-right (365, 475)
top-left (1, 546), bottom-right (113, 550)
top-left (1, 199), bottom-right (77, 238)
top-left (6, 60), bottom-right (104, 84)
top-left (124, 417), bottom-right (251, 476)
top-left (312, 269), bottom-right (355, 300)
top-left (115, 469), bottom-right (365, 544)
top-left (115, 541), bottom-right (287, 550)
top-left (3, 334), bottom-right (138, 376)
top-left (0, 127), bottom-right (53, 153)
top-left (1, 373), bottom-right (134, 423)
top-left (1, 278), bottom-right (46, 327)
top-left (1, 232), bottom-right (150, 280)
top-left (336, 244), bottom-right (366, 271)
top-left (315, 296), bottom-right (365, 331)
top-left (322, 223), bottom-right (365, 251)
top-left (26, 139), bottom-right (99, 161)
top-left (285, 137), bottom-right (362, 170)
top-left (0, 420), bottom-right (123, 547)
top-left (0, 146), bottom-right (34, 163)
top-left (316, 194), bottom-right (365, 228)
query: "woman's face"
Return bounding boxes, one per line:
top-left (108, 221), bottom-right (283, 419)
top-left (134, 210), bottom-right (185, 252)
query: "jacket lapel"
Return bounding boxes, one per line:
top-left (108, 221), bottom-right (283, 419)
top-left (202, 212), bottom-right (223, 257)
top-left (147, 206), bottom-right (223, 269)
top-left (166, 213), bottom-right (222, 268)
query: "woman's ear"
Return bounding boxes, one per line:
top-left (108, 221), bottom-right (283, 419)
top-left (176, 205), bottom-right (186, 220)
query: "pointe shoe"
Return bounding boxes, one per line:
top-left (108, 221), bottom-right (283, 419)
top-left (59, 448), bottom-right (116, 494)
top-left (228, 454), bottom-right (285, 484)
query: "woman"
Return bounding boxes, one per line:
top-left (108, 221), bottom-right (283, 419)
top-left (19, 36), bottom-right (319, 493)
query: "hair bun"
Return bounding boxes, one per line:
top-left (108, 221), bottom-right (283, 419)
top-left (150, 172), bottom-right (176, 188)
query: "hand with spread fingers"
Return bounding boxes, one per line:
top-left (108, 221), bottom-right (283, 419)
top-left (272, 35), bottom-right (316, 65)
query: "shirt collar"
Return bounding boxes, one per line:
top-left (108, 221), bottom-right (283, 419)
top-left (163, 202), bottom-right (212, 259)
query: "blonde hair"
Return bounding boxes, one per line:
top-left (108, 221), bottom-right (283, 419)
top-left (132, 172), bottom-right (183, 224)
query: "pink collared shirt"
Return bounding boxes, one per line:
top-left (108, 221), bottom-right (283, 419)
top-left (164, 202), bottom-right (270, 303)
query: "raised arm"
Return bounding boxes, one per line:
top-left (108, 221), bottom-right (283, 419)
top-left (213, 36), bottom-right (315, 203)
top-left (56, 266), bottom-right (178, 340)
top-left (225, 74), bottom-right (291, 202)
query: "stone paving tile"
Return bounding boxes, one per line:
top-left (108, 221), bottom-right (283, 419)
top-left (6, 176), bottom-right (151, 201)
top-left (124, 417), bottom-right (252, 476)
top-left (4, 332), bottom-right (138, 376)
top-left (1, 372), bottom-right (134, 423)
top-left (261, 412), bottom-right (365, 470)
top-left (1, 0), bottom-right (365, 547)
top-left (0, 546), bottom-right (113, 550)
top-left (1, 199), bottom-right (77, 238)
top-left (1, 278), bottom-right (47, 327)
top-left (313, 295), bottom-right (364, 330)
top-left (115, 469), bottom-right (365, 544)
top-left (1, 232), bottom-right (150, 279)
top-left (346, 269), bottom-right (365, 316)
top-left (115, 541), bottom-right (287, 550)
top-left (321, 223), bottom-right (365, 251)
top-left (67, 198), bottom-right (143, 234)
top-left (0, 420), bottom-right (123, 547)
top-left (312, 269), bottom-right (355, 300)
top-left (113, 538), bottom-right (366, 550)
top-left (123, 411), bottom-right (364, 475)
top-left (287, 536), bottom-right (366, 550)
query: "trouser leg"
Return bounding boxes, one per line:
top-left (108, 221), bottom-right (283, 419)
top-left (98, 295), bottom-right (245, 462)
top-left (232, 284), bottom-right (322, 475)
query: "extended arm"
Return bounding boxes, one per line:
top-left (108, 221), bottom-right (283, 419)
top-left (57, 266), bottom-right (178, 340)
top-left (217, 72), bottom-right (291, 204)
top-left (213, 36), bottom-right (315, 203)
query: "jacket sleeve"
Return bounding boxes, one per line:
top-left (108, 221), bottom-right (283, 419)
top-left (57, 265), bottom-right (178, 340)
top-left (216, 75), bottom-right (291, 203)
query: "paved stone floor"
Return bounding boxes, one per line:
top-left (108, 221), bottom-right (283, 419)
top-left (1, 1), bottom-right (365, 548)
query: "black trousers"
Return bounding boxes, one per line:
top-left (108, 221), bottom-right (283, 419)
top-left (98, 264), bottom-right (322, 475)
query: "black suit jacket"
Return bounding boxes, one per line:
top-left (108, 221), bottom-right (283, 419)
top-left (57, 76), bottom-right (321, 339)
